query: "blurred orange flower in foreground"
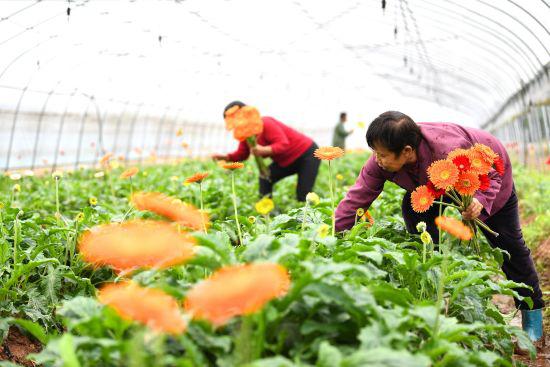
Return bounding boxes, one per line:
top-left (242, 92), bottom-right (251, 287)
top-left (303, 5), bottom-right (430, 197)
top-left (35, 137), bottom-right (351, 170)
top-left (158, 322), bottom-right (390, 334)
top-left (99, 282), bottom-right (187, 334)
top-left (131, 192), bottom-right (209, 231)
top-left (184, 263), bottom-right (291, 326)
top-left (185, 172), bottom-right (209, 184)
top-left (221, 162), bottom-right (245, 170)
top-left (79, 220), bottom-right (195, 272)
top-left (313, 146), bottom-right (345, 161)
top-left (120, 167), bottom-right (139, 179)
top-left (435, 216), bottom-right (472, 241)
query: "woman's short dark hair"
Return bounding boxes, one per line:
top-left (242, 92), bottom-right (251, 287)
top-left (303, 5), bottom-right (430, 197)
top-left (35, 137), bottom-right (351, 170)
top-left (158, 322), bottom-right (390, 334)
top-left (366, 111), bottom-right (422, 155)
top-left (223, 100), bottom-right (246, 118)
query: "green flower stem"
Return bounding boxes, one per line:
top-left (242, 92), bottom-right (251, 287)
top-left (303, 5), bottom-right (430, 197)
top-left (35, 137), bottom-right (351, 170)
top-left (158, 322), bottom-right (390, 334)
top-left (474, 218), bottom-right (499, 237)
top-left (199, 182), bottom-right (207, 234)
top-left (55, 177), bottom-right (60, 221)
top-left (438, 195), bottom-right (443, 245)
top-left (433, 201), bottom-right (461, 210)
top-left (328, 161), bottom-right (335, 236)
top-left (129, 176), bottom-right (134, 196)
top-left (231, 172), bottom-right (243, 245)
top-left (301, 202), bottom-right (309, 234)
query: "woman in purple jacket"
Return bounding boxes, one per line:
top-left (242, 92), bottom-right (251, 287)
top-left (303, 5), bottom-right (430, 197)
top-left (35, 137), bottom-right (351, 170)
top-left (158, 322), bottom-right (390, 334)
top-left (335, 111), bottom-right (544, 342)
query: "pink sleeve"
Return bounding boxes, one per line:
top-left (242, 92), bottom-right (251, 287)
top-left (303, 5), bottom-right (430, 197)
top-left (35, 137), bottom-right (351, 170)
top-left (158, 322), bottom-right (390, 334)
top-left (227, 141), bottom-right (250, 162)
top-left (262, 119), bottom-right (290, 154)
top-left (474, 169), bottom-right (503, 219)
top-left (335, 156), bottom-right (386, 231)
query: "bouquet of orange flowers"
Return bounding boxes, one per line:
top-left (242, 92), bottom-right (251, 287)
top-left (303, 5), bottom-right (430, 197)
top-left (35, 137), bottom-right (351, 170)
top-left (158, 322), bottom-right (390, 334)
top-left (411, 144), bottom-right (505, 250)
top-left (224, 105), bottom-right (269, 179)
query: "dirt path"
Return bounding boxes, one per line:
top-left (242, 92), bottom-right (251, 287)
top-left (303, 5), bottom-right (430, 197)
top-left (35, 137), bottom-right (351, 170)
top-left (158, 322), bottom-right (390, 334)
top-left (0, 326), bottom-right (41, 366)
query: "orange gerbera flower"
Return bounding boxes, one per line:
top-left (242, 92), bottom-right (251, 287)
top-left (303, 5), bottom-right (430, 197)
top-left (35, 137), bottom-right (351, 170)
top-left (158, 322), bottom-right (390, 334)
top-left (79, 220), bottom-right (196, 272)
top-left (185, 172), bottom-right (209, 184)
top-left (99, 153), bottom-right (113, 166)
top-left (427, 159), bottom-right (459, 190)
top-left (184, 263), bottom-right (290, 326)
top-left (313, 146), bottom-right (345, 161)
top-left (454, 171), bottom-right (481, 196)
top-left (360, 210), bottom-right (375, 226)
top-left (473, 143), bottom-right (498, 165)
top-left (494, 155), bottom-right (505, 176)
top-left (435, 216), bottom-right (472, 241)
top-left (221, 162), bottom-right (245, 170)
top-left (120, 167), bottom-right (139, 179)
top-left (98, 282), bottom-right (186, 334)
top-left (467, 150), bottom-right (492, 175)
top-left (411, 185), bottom-right (435, 213)
top-left (232, 106), bottom-right (263, 142)
top-left (131, 192), bottom-right (209, 231)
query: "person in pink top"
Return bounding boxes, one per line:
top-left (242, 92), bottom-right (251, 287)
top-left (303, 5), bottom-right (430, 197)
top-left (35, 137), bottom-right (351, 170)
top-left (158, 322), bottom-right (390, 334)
top-left (335, 111), bottom-right (544, 342)
top-left (213, 101), bottom-right (320, 202)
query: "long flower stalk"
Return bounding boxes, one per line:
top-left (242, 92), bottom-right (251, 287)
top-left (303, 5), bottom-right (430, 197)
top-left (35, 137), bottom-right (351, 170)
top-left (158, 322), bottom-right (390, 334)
top-left (231, 171), bottom-right (243, 245)
top-left (328, 161), bottom-right (335, 236)
top-left (300, 202), bottom-right (309, 234)
top-left (199, 182), bottom-right (207, 234)
top-left (247, 136), bottom-right (269, 179)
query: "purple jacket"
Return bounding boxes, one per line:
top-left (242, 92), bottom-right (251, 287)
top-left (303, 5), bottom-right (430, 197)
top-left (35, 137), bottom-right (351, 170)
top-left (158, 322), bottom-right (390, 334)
top-left (335, 122), bottom-right (513, 232)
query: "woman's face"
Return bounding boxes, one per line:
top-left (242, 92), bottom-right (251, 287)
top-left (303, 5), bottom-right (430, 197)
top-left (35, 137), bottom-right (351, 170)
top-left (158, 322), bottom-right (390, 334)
top-left (372, 144), bottom-right (412, 172)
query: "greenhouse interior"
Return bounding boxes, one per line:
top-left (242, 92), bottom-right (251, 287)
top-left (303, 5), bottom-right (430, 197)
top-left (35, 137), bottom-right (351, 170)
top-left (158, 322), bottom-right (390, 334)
top-left (0, 0), bottom-right (549, 366)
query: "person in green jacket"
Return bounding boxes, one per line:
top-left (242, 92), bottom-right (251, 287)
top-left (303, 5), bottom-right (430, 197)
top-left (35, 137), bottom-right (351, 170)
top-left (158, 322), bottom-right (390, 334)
top-left (332, 112), bottom-right (353, 149)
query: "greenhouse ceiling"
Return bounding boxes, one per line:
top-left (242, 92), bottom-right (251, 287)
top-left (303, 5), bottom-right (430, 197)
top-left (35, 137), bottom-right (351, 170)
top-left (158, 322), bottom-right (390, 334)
top-left (0, 0), bottom-right (549, 128)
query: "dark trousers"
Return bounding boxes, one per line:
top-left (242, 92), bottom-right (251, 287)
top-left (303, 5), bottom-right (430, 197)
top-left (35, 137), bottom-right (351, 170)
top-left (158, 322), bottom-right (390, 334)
top-left (402, 188), bottom-right (544, 310)
top-left (259, 143), bottom-right (320, 202)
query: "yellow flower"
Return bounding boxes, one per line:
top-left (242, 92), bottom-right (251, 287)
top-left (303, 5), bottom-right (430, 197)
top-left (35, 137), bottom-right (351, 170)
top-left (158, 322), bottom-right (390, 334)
top-left (75, 212), bottom-right (85, 222)
top-left (357, 121), bottom-right (366, 129)
top-left (13, 184), bottom-right (21, 192)
top-left (248, 216), bottom-right (256, 224)
top-left (255, 197), bottom-right (274, 215)
top-left (0, 202), bottom-right (4, 209)
top-left (317, 224), bottom-right (330, 238)
top-left (176, 128), bottom-right (183, 137)
top-left (89, 197), bottom-right (98, 206)
top-left (142, 171), bottom-right (148, 177)
top-left (336, 174), bottom-right (344, 181)
top-left (306, 192), bottom-right (320, 206)
top-left (170, 176), bottom-right (179, 182)
top-left (420, 231), bottom-right (432, 245)
top-left (356, 208), bottom-right (365, 217)
top-left (94, 171), bottom-right (105, 178)
top-left (109, 160), bottom-right (121, 170)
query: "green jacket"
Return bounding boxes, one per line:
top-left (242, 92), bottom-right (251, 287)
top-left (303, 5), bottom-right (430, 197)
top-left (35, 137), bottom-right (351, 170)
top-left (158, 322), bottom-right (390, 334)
top-left (332, 121), bottom-right (352, 149)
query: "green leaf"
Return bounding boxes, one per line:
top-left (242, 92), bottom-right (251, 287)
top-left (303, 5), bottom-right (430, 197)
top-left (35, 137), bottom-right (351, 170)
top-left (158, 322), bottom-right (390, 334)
top-left (317, 342), bottom-right (342, 367)
top-left (342, 348), bottom-right (430, 367)
top-left (11, 318), bottom-right (52, 344)
top-left (58, 334), bottom-right (81, 367)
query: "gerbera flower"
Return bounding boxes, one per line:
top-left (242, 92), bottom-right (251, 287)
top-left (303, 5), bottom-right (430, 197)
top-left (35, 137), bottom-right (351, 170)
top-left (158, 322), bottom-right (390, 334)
top-left (184, 172), bottom-right (209, 184)
top-left (473, 143), bottom-right (498, 165)
top-left (131, 192), bottom-right (209, 231)
top-left (426, 180), bottom-right (446, 198)
top-left (494, 155), bottom-right (505, 176)
top-left (184, 263), bottom-right (290, 326)
top-left (546, 156), bottom-right (550, 165)
top-left (79, 220), bottom-right (196, 272)
top-left (120, 167), bottom-right (139, 179)
top-left (232, 106), bottom-right (263, 142)
top-left (255, 197), bottom-right (274, 215)
top-left (411, 185), bottom-right (435, 213)
top-left (306, 192), bottom-right (320, 206)
top-left (454, 172), bottom-right (481, 196)
top-left (435, 216), bottom-right (472, 241)
top-left (479, 174), bottom-right (490, 191)
top-left (224, 105), bottom-right (241, 131)
top-left (222, 162), bottom-right (245, 170)
top-left (447, 148), bottom-right (470, 160)
top-left (313, 146), bottom-right (345, 161)
top-left (99, 153), bottom-right (113, 166)
top-left (451, 155), bottom-right (471, 172)
top-left (467, 150), bottom-right (492, 175)
top-left (98, 282), bottom-right (186, 334)
top-left (360, 210), bottom-right (375, 226)
top-left (427, 159), bottom-right (459, 190)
